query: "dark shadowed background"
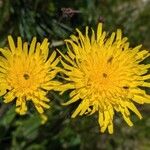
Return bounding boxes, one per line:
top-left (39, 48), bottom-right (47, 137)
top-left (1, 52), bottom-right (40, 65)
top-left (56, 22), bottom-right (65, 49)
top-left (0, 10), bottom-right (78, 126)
top-left (0, 0), bottom-right (150, 150)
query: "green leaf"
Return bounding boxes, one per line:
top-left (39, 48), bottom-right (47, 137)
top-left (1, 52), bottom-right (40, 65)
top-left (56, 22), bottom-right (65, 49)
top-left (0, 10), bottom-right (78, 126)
top-left (0, 105), bottom-right (16, 126)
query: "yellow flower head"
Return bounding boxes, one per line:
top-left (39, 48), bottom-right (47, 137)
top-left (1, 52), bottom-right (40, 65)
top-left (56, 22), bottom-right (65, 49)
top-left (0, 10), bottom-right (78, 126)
top-left (59, 23), bottom-right (150, 134)
top-left (0, 36), bottom-right (60, 118)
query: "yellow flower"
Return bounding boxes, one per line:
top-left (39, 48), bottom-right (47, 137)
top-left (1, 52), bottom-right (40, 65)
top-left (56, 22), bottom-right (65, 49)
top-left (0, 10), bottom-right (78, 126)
top-left (58, 23), bottom-right (150, 134)
top-left (0, 36), bottom-right (60, 119)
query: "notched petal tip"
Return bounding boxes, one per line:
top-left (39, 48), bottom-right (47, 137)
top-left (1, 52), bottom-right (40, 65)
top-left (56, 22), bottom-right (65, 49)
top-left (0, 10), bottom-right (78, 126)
top-left (116, 29), bottom-right (122, 40)
top-left (8, 35), bottom-right (16, 53)
top-left (61, 102), bottom-right (69, 106)
top-left (41, 38), bottom-right (49, 49)
top-left (15, 106), bottom-right (27, 115)
top-left (97, 23), bottom-right (103, 41)
top-left (0, 89), bottom-right (7, 96)
top-left (40, 114), bottom-right (48, 124)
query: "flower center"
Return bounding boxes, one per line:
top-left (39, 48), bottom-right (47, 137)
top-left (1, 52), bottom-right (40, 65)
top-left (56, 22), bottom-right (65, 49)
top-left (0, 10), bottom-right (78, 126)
top-left (23, 73), bottom-right (30, 80)
top-left (102, 73), bottom-right (107, 78)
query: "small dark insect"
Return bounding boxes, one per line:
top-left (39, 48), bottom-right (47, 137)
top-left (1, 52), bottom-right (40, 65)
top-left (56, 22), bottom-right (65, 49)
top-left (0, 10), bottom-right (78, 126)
top-left (103, 73), bottom-right (108, 78)
top-left (23, 74), bottom-right (30, 80)
top-left (107, 56), bottom-right (114, 63)
top-left (123, 86), bottom-right (129, 89)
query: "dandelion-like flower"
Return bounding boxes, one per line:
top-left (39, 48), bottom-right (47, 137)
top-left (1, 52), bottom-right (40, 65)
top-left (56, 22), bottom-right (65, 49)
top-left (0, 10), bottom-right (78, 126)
top-left (0, 36), bottom-right (60, 121)
top-left (59, 23), bottom-right (150, 134)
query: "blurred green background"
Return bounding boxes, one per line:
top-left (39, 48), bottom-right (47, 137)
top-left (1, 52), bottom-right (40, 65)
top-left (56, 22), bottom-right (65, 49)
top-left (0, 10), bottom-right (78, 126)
top-left (0, 0), bottom-right (150, 150)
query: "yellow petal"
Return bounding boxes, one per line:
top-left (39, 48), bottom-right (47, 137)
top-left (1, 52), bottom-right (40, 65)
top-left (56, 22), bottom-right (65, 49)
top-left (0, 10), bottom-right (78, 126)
top-left (97, 23), bottom-right (102, 42)
top-left (126, 101), bottom-right (142, 119)
top-left (142, 74), bottom-right (150, 80)
top-left (116, 29), bottom-right (122, 40)
top-left (71, 100), bottom-right (87, 118)
top-left (35, 42), bottom-right (41, 57)
top-left (120, 108), bottom-right (133, 126)
top-left (134, 95), bottom-right (150, 104)
top-left (142, 82), bottom-right (150, 88)
top-left (40, 114), bottom-right (48, 124)
top-left (15, 97), bottom-right (27, 115)
top-left (8, 35), bottom-right (16, 53)
top-left (101, 110), bottom-right (110, 133)
top-left (62, 94), bottom-right (79, 106)
top-left (38, 101), bottom-right (50, 109)
top-left (40, 38), bottom-right (49, 60)
top-left (91, 28), bottom-right (95, 44)
top-left (0, 48), bottom-right (11, 58)
top-left (108, 123), bottom-right (113, 134)
top-left (0, 89), bottom-right (7, 96)
top-left (79, 100), bottom-right (89, 115)
top-left (105, 32), bottom-right (115, 47)
top-left (23, 42), bottom-right (28, 55)
top-left (46, 51), bottom-right (57, 64)
top-left (35, 104), bottom-right (44, 114)
top-left (17, 37), bottom-right (23, 52)
top-left (98, 111), bottom-right (104, 127)
top-left (29, 37), bottom-right (37, 56)
top-left (4, 90), bottom-right (15, 103)
top-left (60, 60), bottom-right (73, 70)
